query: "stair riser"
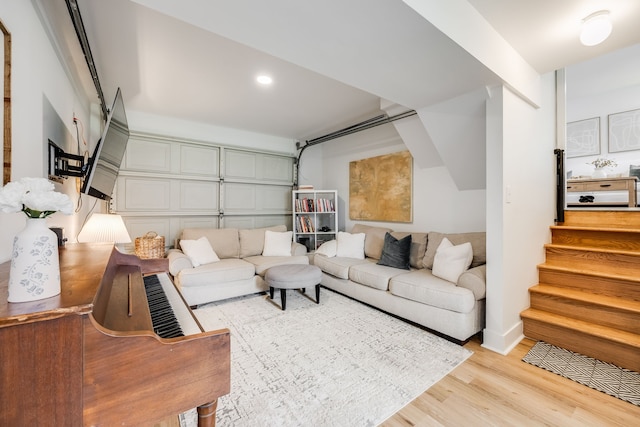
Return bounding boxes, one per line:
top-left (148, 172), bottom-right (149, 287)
top-left (560, 210), bottom-right (640, 228)
top-left (551, 229), bottom-right (640, 251)
top-left (529, 293), bottom-right (640, 334)
top-left (522, 318), bottom-right (640, 372)
top-left (538, 268), bottom-right (640, 301)
top-left (544, 246), bottom-right (640, 275)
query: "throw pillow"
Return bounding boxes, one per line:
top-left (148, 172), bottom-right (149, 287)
top-left (315, 240), bottom-right (337, 257)
top-left (336, 231), bottom-right (365, 259)
top-left (262, 230), bottom-right (293, 256)
top-left (432, 237), bottom-right (473, 283)
top-left (179, 236), bottom-right (220, 267)
top-left (377, 232), bottom-right (411, 270)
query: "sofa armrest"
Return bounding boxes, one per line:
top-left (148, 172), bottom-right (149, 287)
top-left (291, 242), bottom-right (308, 256)
top-left (167, 249), bottom-right (194, 276)
top-left (457, 264), bottom-right (486, 300)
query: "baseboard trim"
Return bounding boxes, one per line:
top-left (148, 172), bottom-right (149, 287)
top-left (481, 321), bottom-right (524, 355)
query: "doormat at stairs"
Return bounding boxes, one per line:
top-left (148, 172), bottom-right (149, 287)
top-left (523, 341), bottom-right (639, 406)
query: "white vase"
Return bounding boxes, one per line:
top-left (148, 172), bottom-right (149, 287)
top-left (592, 168), bottom-right (607, 178)
top-left (8, 218), bottom-right (61, 303)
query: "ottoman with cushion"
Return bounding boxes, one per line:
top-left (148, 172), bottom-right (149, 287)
top-left (265, 264), bottom-right (322, 310)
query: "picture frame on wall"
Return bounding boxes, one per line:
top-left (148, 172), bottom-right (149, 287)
top-left (608, 108), bottom-right (640, 153)
top-left (566, 117), bottom-right (600, 158)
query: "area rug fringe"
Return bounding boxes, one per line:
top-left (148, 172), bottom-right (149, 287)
top-left (181, 290), bottom-right (472, 426)
top-left (523, 341), bottom-right (640, 406)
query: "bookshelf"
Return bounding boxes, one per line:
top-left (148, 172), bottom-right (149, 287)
top-left (292, 189), bottom-right (338, 252)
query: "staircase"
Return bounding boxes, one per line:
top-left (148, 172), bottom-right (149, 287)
top-left (521, 210), bottom-right (640, 372)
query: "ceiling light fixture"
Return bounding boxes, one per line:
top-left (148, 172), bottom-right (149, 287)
top-left (256, 75), bottom-right (273, 85)
top-left (580, 10), bottom-right (612, 46)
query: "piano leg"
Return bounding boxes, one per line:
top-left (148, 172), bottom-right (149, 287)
top-left (197, 401), bottom-right (217, 427)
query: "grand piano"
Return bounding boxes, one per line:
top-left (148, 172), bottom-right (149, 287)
top-left (0, 243), bottom-right (230, 427)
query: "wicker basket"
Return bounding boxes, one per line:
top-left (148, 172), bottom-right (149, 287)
top-left (134, 231), bottom-right (165, 259)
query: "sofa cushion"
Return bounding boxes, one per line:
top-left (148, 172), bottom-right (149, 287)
top-left (239, 225), bottom-right (287, 258)
top-left (431, 238), bottom-right (473, 283)
top-left (457, 265), bottom-right (486, 300)
top-left (390, 231), bottom-right (427, 269)
top-left (315, 240), bottom-right (337, 257)
top-left (351, 224), bottom-right (393, 259)
top-left (377, 232), bottom-right (411, 270)
top-left (244, 255), bottom-right (309, 276)
top-left (179, 236), bottom-right (220, 267)
top-left (177, 258), bottom-right (255, 288)
top-left (389, 270), bottom-right (476, 314)
top-left (167, 249), bottom-right (193, 276)
top-left (349, 260), bottom-right (407, 291)
top-left (313, 254), bottom-right (369, 279)
top-left (423, 231), bottom-right (486, 269)
top-left (336, 231), bottom-right (365, 259)
top-left (262, 230), bottom-right (293, 256)
top-left (181, 228), bottom-right (240, 259)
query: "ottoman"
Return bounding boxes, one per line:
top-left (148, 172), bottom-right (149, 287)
top-left (265, 264), bottom-right (322, 310)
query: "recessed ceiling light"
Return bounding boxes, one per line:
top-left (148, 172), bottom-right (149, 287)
top-left (580, 10), bottom-right (612, 46)
top-left (256, 75), bottom-right (273, 85)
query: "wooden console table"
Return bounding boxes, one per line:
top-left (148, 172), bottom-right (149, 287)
top-left (567, 177), bottom-right (638, 207)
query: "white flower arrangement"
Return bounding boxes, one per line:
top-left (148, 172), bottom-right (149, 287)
top-left (588, 158), bottom-right (617, 169)
top-left (0, 177), bottom-right (73, 218)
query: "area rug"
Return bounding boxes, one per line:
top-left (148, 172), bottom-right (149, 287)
top-left (180, 289), bottom-right (472, 426)
top-left (523, 341), bottom-right (640, 406)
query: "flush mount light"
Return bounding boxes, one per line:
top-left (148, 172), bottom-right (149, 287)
top-left (256, 75), bottom-right (273, 85)
top-left (580, 10), bottom-right (612, 46)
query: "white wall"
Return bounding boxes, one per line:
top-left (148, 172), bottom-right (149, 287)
top-left (566, 84), bottom-right (640, 177)
top-left (301, 121), bottom-right (486, 234)
top-left (483, 74), bottom-right (557, 354)
top-left (0, 1), bottom-right (94, 263)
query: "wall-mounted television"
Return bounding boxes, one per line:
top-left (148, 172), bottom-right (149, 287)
top-left (81, 88), bottom-right (129, 200)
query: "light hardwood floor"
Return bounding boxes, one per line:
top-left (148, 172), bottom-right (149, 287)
top-left (381, 337), bottom-right (640, 426)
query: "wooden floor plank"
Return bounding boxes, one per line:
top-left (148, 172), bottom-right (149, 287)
top-left (381, 338), bottom-right (640, 427)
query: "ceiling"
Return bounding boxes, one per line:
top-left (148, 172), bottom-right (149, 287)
top-left (40, 0), bottom-right (640, 142)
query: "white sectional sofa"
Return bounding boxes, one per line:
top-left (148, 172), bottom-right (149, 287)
top-left (313, 224), bottom-right (486, 342)
top-left (167, 225), bottom-right (308, 307)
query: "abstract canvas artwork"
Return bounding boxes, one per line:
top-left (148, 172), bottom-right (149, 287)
top-left (349, 150), bottom-right (412, 222)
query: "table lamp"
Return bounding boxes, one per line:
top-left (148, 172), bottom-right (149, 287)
top-left (77, 213), bottom-right (132, 251)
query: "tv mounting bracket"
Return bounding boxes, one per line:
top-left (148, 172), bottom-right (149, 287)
top-left (48, 140), bottom-right (87, 180)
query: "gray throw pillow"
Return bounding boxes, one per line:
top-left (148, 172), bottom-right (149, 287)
top-left (377, 232), bottom-right (412, 270)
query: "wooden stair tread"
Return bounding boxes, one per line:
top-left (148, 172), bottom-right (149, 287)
top-left (544, 243), bottom-right (640, 256)
top-left (551, 225), bottom-right (640, 233)
top-left (520, 308), bottom-right (640, 347)
top-left (537, 263), bottom-right (640, 282)
top-left (531, 284), bottom-right (640, 312)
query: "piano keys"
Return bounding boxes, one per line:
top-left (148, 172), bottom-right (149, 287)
top-left (0, 243), bottom-right (230, 427)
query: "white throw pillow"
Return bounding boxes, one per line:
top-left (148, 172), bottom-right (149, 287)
top-left (262, 230), bottom-right (293, 256)
top-left (315, 240), bottom-right (337, 257)
top-left (432, 237), bottom-right (473, 283)
top-left (180, 236), bottom-right (220, 267)
top-left (336, 231), bottom-right (366, 259)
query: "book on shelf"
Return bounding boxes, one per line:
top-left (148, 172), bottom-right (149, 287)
top-left (298, 184), bottom-right (314, 190)
top-left (314, 198), bottom-right (334, 212)
top-left (295, 197), bottom-right (315, 212)
top-left (296, 215), bottom-right (315, 233)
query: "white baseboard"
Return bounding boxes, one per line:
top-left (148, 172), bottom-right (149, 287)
top-left (481, 320), bottom-right (524, 355)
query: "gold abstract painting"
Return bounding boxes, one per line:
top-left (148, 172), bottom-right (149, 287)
top-left (349, 151), bottom-right (412, 222)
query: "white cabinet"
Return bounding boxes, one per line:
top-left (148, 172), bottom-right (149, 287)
top-left (292, 190), bottom-right (338, 252)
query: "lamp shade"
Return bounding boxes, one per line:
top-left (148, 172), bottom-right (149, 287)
top-left (77, 213), bottom-right (132, 243)
top-left (580, 10), bottom-right (612, 46)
